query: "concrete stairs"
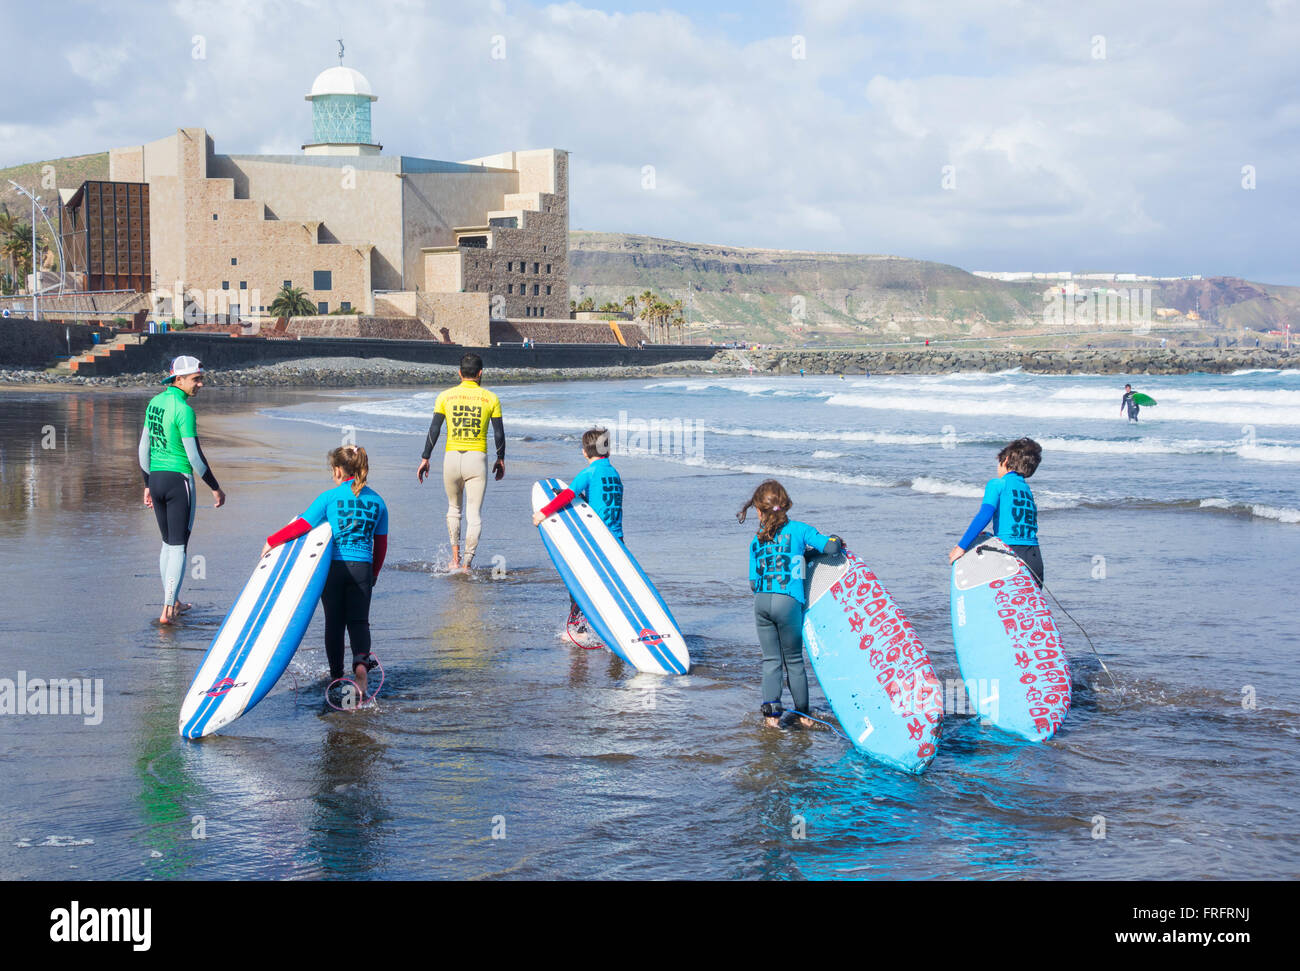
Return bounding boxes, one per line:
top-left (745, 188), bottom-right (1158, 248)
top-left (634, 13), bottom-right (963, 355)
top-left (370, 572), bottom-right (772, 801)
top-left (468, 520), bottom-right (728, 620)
top-left (60, 333), bottom-right (146, 374)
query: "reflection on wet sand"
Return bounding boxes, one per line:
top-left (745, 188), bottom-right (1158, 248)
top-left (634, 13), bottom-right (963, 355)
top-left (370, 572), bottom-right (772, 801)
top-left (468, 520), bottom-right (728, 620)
top-left (0, 394), bottom-right (146, 526)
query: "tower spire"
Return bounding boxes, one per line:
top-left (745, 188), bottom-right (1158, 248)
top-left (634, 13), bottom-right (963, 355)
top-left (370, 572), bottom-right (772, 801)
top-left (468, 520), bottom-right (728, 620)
top-left (337, 37), bottom-right (344, 66)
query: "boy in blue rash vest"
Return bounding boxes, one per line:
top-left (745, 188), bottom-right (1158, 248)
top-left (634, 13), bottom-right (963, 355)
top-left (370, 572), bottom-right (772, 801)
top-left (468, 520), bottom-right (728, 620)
top-left (533, 428), bottom-right (623, 632)
top-left (738, 479), bottom-right (844, 728)
top-left (948, 437), bottom-right (1044, 586)
top-left (263, 446), bottom-right (389, 699)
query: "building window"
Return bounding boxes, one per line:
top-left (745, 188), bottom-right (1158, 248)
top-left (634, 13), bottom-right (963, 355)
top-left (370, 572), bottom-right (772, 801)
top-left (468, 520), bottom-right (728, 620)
top-left (313, 270), bottom-right (332, 291)
top-left (506, 261), bottom-right (513, 272)
top-left (542, 245), bottom-right (547, 252)
top-left (533, 284), bottom-right (539, 295)
top-left (341, 301), bottom-right (351, 311)
top-left (239, 281), bottom-right (247, 290)
top-left (507, 284), bottom-right (514, 294)
top-left (532, 262), bottom-right (539, 273)
top-left (546, 285), bottom-right (552, 295)
top-left (318, 301), bottom-right (328, 314)
top-left (546, 264), bottom-right (551, 273)
top-left (212, 214), bottom-right (218, 220)
top-left (231, 258), bottom-right (237, 266)
top-left (283, 280), bottom-right (292, 289)
top-left (222, 281), bottom-right (229, 290)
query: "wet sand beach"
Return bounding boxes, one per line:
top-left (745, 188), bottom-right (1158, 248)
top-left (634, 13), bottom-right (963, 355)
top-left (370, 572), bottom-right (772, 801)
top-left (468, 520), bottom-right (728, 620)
top-left (2, 377), bottom-right (1297, 879)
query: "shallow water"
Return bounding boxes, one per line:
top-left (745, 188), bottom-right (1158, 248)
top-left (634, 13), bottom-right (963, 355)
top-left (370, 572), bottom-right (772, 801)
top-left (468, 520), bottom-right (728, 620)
top-left (1, 372), bottom-right (1297, 879)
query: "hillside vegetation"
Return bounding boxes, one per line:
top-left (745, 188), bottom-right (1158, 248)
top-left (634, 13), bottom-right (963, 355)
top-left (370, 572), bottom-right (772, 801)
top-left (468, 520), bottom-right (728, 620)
top-left (568, 231), bottom-right (1300, 345)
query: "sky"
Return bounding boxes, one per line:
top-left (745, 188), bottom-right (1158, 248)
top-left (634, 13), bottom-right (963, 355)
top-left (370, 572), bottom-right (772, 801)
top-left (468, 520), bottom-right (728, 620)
top-left (3, 0), bottom-right (1298, 283)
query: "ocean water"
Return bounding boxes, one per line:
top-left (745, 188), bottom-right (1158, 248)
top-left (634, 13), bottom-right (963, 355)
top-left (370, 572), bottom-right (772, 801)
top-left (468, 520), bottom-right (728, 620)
top-left (1, 368), bottom-right (1297, 879)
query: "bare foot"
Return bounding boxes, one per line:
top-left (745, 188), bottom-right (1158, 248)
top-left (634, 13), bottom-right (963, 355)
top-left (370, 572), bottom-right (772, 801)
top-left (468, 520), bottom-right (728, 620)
top-left (158, 604), bottom-right (177, 625)
top-left (174, 602), bottom-right (193, 614)
top-left (449, 545), bottom-right (461, 570)
top-left (353, 665), bottom-right (368, 702)
top-left (800, 717), bottom-right (816, 728)
top-left (764, 716), bottom-right (781, 728)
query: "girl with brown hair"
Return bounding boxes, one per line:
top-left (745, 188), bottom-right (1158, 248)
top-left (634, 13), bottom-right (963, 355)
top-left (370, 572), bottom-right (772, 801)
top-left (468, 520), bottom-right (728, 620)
top-left (738, 480), bottom-right (843, 727)
top-left (264, 445), bottom-right (390, 701)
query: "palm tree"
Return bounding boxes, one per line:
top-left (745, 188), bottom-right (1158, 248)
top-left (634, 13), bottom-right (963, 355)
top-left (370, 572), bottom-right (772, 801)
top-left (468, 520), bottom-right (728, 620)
top-left (0, 210), bottom-right (16, 284)
top-left (2, 223), bottom-right (32, 290)
top-left (269, 284), bottom-right (315, 318)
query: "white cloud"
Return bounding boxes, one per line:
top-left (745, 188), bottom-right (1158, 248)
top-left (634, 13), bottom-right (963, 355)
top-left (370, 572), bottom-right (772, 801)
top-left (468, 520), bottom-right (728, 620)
top-left (3, 0), bottom-right (1298, 281)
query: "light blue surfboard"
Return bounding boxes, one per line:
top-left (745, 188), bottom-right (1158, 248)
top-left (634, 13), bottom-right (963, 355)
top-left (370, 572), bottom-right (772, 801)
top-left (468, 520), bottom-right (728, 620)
top-left (533, 478), bottom-right (689, 675)
top-left (803, 549), bottom-right (943, 774)
top-left (950, 536), bottom-right (1071, 742)
top-left (179, 523), bottom-right (334, 738)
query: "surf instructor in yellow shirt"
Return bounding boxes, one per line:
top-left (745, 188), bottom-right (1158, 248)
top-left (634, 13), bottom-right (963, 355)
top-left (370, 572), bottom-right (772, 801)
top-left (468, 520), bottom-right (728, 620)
top-left (416, 353), bottom-right (505, 571)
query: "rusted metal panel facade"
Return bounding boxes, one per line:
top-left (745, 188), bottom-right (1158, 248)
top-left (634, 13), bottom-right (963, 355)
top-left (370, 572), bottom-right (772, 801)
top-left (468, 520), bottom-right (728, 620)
top-left (61, 181), bottom-right (151, 292)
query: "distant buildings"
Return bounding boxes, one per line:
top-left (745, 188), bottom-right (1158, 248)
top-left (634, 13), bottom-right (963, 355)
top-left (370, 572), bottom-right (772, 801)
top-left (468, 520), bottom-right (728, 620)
top-left (973, 270), bottom-right (1203, 283)
top-left (57, 60), bottom-right (569, 344)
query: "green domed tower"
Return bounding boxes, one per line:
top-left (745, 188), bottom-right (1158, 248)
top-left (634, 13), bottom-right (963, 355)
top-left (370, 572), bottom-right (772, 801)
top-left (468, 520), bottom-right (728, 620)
top-left (303, 64), bottom-right (381, 156)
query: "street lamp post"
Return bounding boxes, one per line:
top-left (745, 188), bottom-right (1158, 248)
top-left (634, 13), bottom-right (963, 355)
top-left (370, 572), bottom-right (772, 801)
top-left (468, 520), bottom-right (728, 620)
top-left (6, 179), bottom-right (67, 319)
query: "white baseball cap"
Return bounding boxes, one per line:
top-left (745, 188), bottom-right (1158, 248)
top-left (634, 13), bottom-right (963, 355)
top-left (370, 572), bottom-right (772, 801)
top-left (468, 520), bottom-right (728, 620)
top-left (163, 356), bottom-right (203, 384)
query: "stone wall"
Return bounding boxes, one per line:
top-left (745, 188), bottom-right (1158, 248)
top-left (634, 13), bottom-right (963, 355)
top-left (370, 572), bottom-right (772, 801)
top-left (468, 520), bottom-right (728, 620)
top-left (283, 315), bottom-right (437, 340)
top-left (0, 318), bottom-right (104, 366)
top-left (417, 292), bottom-right (490, 346)
top-left (456, 149), bottom-right (569, 321)
top-left (490, 320), bottom-right (648, 345)
top-left (741, 346), bottom-right (1300, 375)
top-left (62, 331), bottom-right (717, 376)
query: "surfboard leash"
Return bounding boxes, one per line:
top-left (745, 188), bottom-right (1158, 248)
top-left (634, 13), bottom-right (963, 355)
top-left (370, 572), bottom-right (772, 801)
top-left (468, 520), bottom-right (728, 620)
top-left (790, 710), bottom-right (852, 742)
top-left (972, 544), bottom-right (1117, 691)
top-left (566, 614), bottom-right (605, 651)
top-left (1037, 581), bottom-right (1118, 690)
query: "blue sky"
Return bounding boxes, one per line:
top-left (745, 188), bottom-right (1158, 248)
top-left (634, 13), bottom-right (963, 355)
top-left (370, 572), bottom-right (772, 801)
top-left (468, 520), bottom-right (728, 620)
top-left (4, 0), bottom-right (1298, 283)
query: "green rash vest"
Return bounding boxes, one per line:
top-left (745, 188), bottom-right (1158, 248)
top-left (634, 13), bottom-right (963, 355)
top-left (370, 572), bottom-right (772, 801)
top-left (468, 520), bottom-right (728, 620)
top-left (145, 386), bottom-right (198, 473)
top-left (140, 386), bottom-right (219, 490)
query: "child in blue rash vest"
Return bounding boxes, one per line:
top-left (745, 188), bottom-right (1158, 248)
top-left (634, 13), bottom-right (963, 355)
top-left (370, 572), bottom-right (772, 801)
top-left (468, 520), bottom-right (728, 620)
top-left (533, 428), bottom-right (623, 631)
top-left (738, 479), bottom-right (843, 728)
top-left (948, 437), bottom-right (1044, 585)
top-left (264, 446), bottom-right (389, 698)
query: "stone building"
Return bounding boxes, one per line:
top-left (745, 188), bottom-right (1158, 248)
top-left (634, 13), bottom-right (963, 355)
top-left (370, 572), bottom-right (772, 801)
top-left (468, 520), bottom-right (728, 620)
top-left (72, 60), bottom-right (568, 345)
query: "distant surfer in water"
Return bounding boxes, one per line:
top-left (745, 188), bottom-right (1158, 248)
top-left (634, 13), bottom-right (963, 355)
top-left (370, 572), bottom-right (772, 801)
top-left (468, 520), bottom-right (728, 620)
top-left (533, 428), bottom-right (623, 636)
top-left (416, 353), bottom-right (505, 571)
top-left (1120, 383), bottom-right (1140, 422)
top-left (948, 438), bottom-right (1044, 586)
top-left (139, 356), bottom-right (226, 625)
top-left (263, 446), bottom-right (388, 699)
top-left (739, 480), bottom-right (843, 728)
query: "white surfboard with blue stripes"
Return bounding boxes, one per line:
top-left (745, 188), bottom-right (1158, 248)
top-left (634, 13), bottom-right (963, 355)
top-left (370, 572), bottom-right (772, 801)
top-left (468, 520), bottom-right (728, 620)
top-left (179, 523), bottom-right (333, 739)
top-left (533, 478), bottom-right (689, 675)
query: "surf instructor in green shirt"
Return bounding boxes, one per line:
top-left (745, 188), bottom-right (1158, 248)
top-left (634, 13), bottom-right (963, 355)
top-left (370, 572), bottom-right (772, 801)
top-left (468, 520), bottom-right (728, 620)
top-left (138, 356), bottom-right (226, 625)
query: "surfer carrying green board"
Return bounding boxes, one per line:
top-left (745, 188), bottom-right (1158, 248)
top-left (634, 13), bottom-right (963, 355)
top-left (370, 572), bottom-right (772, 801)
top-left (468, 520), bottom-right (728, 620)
top-left (1121, 384), bottom-right (1141, 422)
top-left (948, 438), bottom-right (1044, 586)
top-left (738, 480), bottom-right (843, 728)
